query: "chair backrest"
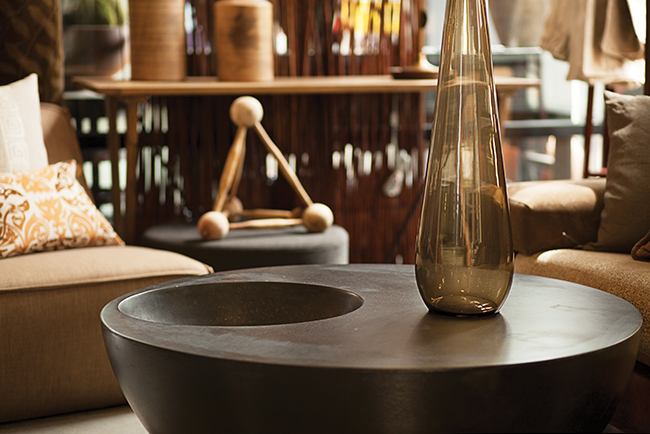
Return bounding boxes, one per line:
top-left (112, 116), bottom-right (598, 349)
top-left (40, 102), bottom-right (91, 196)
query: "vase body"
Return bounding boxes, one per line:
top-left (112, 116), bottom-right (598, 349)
top-left (415, 0), bottom-right (513, 316)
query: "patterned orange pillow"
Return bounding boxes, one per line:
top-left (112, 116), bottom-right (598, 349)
top-left (0, 160), bottom-right (124, 258)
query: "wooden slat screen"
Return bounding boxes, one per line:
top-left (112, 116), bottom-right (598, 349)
top-left (133, 0), bottom-right (428, 264)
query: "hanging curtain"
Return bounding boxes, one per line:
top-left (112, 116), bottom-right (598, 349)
top-left (540, 0), bottom-right (645, 88)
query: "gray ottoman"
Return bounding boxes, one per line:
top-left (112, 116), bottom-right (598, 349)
top-left (141, 222), bottom-right (349, 272)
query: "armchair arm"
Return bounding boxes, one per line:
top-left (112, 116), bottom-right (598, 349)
top-left (40, 102), bottom-right (92, 198)
top-left (507, 178), bottom-right (606, 255)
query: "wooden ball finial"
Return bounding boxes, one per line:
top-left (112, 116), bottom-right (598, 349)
top-left (302, 203), bottom-right (334, 232)
top-left (230, 96), bottom-right (264, 127)
top-left (223, 197), bottom-right (244, 221)
top-left (197, 211), bottom-right (230, 240)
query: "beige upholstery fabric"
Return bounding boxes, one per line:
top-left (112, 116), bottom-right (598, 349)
top-left (507, 178), bottom-right (605, 255)
top-left (40, 103), bottom-right (90, 195)
top-left (0, 246), bottom-right (212, 423)
top-left (632, 230), bottom-right (650, 261)
top-left (515, 250), bottom-right (650, 366)
top-left (0, 245), bottom-right (210, 291)
top-left (585, 92), bottom-right (650, 253)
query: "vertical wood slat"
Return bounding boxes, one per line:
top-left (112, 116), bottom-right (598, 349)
top-left (323, 0), bottom-right (337, 76)
top-left (124, 97), bottom-right (143, 244)
top-left (201, 97), bottom-right (214, 213)
top-left (176, 97), bottom-right (193, 217)
top-left (164, 97), bottom-right (179, 219)
top-left (287, 0), bottom-right (298, 76)
top-left (105, 97), bottom-right (123, 235)
top-left (139, 100), bottom-right (155, 232)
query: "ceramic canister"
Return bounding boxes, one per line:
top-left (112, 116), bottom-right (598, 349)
top-left (129, 0), bottom-right (187, 81)
top-left (214, 0), bottom-right (274, 82)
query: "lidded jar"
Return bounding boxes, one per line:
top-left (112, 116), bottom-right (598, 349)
top-left (214, 0), bottom-right (274, 82)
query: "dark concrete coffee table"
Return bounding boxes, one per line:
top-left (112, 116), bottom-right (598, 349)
top-left (101, 264), bottom-right (641, 433)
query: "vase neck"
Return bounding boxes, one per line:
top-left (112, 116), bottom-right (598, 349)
top-left (439, 0), bottom-right (494, 82)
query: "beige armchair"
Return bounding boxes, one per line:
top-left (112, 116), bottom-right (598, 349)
top-left (0, 103), bottom-right (212, 424)
top-left (508, 175), bottom-right (650, 434)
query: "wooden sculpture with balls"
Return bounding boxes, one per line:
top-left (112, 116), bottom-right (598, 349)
top-left (197, 96), bottom-right (334, 240)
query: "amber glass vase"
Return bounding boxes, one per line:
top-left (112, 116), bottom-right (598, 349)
top-left (415, 0), bottom-right (514, 316)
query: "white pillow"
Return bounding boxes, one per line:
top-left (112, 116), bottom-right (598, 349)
top-left (0, 74), bottom-right (49, 173)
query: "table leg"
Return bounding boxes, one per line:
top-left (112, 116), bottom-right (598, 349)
top-left (496, 89), bottom-right (518, 181)
top-left (124, 97), bottom-right (146, 245)
top-left (106, 97), bottom-right (124, 237)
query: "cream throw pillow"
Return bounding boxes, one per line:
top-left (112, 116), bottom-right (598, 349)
top-left (584, 91), bottom-right (650, 253)
top-left (0, 74), bottom-right (49, 173)
top-left (0, 160), bottom-right (123, 258)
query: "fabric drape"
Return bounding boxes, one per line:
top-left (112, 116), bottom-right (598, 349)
top-left (540, 0), bottom-right (645, 88)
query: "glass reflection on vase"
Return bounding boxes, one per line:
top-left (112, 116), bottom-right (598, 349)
top-left (415, 0), bottom-right (514, 316)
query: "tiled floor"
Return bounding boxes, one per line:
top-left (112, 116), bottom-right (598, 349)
top-left (0, 406), bottom-right (627, 433)
top-left (0, 406), bottom-right (147, 434)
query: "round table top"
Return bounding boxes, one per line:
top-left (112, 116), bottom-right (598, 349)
top-left (105, 264), bottom-right (642, 370)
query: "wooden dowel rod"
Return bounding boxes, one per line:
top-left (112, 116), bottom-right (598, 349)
top-left (230, 142), bottom-right (246, 199)
top-left (230, 218), bottom-right (303, 229)
top-left (240, 208), bottom-right (297, 219)
top-left (253, 121), bottom-right (314, 206)
top-left (214, 125), bottom-right (247, 212)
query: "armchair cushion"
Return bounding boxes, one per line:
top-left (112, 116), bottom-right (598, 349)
top-left (585, 91), bottom-right (650, 253)
top-left (507, 178), bottom-right (606, 255)
top-left (0, 160), bottom-right (122, 258)
top-left (0, 246), bottom-right (212, 423)
top-left (40, 102), bottom-right (89, 194)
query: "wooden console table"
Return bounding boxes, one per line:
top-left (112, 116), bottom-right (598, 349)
top-left (74, 75), bottom-right (539, 245)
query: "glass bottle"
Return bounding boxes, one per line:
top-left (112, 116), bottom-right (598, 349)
top-left (415, 0), bottom-right (514, 316)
